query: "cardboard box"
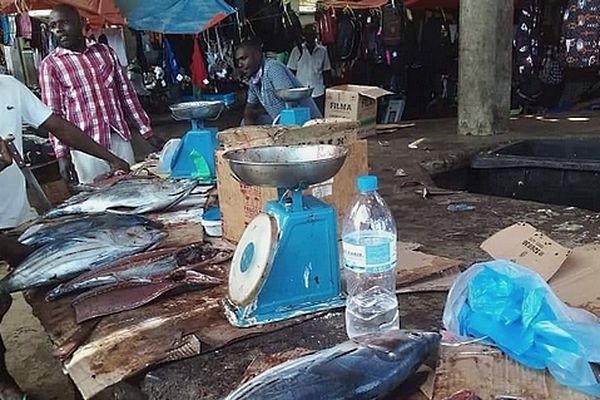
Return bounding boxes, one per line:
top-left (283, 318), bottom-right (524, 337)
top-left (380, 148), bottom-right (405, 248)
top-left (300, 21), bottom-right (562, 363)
top-left (481, 222), bottom-right (571, 281)
top-left (217, 140), bottom-right (369, 243)
top-left (325, 85), bottom-right (392, 138)
top-left (433, 343), bottom-right (592, 400)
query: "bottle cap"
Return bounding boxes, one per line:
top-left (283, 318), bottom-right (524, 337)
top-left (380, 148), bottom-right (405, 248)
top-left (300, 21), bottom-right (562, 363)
top-left (357, 175), bottom-right (378, 192)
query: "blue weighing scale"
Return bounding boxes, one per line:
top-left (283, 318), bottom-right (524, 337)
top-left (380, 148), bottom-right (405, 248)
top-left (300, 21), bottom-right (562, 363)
top-left (222, 144), bottom-right (348, 327)
top-left (169, 101), bottom-right (225, 182)
top-left (274, 87), bottom-right (314, 126)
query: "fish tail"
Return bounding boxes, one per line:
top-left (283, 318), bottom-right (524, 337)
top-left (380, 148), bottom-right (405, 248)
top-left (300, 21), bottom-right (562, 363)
top-left (163, 181), bottom-right (199, 212)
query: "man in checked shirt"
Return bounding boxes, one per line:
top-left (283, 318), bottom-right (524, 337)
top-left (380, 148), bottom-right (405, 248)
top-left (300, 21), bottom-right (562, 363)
top-left (39, 4), bottom-right (165, 184)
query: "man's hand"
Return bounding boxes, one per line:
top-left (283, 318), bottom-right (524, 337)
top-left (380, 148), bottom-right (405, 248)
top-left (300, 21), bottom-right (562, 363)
top-left (58, 156), bottom-right (79, 184)
top-left (147, 135), bottom-right (166, 151)
top-left (108, 156), bottom-right (131, 175)
top-left (0, 139), bottom-right (12, 173)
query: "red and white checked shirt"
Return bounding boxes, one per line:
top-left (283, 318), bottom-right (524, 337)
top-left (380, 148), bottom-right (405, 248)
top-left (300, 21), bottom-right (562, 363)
top-left (39, 43), bottom-right (153, 158)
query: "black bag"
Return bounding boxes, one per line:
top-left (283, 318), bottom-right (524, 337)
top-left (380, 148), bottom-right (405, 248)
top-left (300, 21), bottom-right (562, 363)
top-left (382, 4), bottom-right (405, 47)
top-left (336, 14), bottom-right (360, 61)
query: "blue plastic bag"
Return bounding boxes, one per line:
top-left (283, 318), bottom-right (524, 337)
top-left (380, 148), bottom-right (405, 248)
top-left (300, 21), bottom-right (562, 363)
top-left (443, 260), bottom-right (600, 398)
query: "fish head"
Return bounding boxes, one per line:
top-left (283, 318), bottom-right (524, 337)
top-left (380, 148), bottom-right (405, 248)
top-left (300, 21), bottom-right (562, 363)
top-left (118, 225), bottom-right (168, 249)
top-left (359, 330), bottom-right (441, 362)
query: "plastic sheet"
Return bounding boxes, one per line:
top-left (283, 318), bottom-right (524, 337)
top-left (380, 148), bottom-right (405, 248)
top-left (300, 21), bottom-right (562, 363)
top-left (443, 260), bottom-right (600, 398)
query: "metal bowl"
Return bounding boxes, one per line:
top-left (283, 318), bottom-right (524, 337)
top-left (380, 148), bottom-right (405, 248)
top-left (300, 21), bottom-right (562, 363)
top-left (275, 87), bottom-right (314, 103)
top-left (223, 145), bottom-right (348, 188)
top-left (170, 101), bottom-right (225, 121)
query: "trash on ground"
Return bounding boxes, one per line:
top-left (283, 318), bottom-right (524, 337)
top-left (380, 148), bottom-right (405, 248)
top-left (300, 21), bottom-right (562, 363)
top-left (447, 203), bottom-right (476, 213)
top-left (378, 140), bottom-right (390, 147)
top-left (395, 168), bottom-right (408, 177)
top-left (443, 260), bottom-right (600, 398)
top-left (408, 137), bottom-right (426, 149)
top-left (554, 221), bottom-right (585, 232)
top-left (536, 208), bottom-right (560, 218)
top-left (416, 188), bottom-right (462, 198)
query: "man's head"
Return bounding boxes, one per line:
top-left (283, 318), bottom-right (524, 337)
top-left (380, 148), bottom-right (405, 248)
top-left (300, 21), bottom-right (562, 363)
top-left (303, 24), bottom-right (317, 46)
top-left (235, 39), bottom-right (263, 79)
top-left (49, 4), bottom-right (85, 51)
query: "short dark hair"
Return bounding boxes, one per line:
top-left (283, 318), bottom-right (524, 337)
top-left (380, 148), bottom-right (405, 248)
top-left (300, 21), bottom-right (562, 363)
top-left (237, 38), bottom-right (262, 53)
top-left (51, 3), bottom-right (81, 19)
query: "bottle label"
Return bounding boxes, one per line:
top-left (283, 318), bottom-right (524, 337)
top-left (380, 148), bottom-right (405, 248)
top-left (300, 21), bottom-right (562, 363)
top-left (343, 231), bottom-right (397, 273)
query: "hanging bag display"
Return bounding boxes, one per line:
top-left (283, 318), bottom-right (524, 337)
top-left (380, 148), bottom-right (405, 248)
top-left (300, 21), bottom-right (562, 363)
top-left (382, 2), bottom-right (405, 47)
top-left (319, 8), bottom-right (337, 45)
top-left (562, 0), bottom-right (600, 68)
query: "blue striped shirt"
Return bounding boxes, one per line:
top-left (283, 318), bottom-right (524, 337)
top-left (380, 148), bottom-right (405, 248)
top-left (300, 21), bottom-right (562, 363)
top-left (247, 58), bottom-right (322, 120)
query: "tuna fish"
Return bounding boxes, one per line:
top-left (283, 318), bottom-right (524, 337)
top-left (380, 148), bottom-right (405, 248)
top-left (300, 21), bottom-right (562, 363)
top-left (45, 178), bottom-right (198, 218)
top-left (224, 330), bottom-right (440, 400)
top-left (0, 224), bottom-right (167, 293)
top-left (46, 243), bottom-right (232, 301)
top-left (19, 214), bottom-right (161, 247)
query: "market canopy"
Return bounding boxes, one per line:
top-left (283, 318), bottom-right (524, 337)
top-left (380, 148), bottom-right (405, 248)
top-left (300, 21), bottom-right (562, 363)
top-left (0, 0), bottom-right (235, 33)
top-left (114, 0), bottom-right (235, 34)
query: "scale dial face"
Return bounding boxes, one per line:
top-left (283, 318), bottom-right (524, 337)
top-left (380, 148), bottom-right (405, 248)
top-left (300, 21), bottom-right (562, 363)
top-left (228, 213), bottom-right (278, 306)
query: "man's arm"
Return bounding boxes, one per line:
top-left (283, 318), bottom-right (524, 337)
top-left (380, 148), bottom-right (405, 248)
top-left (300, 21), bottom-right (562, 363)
top-left (0, 139), bottom-right (12, 173)
top-left (108, 46), bottom-right (164, 149)
top-left (322, 50), bottom-right (332, 86)
top-left (40, 115), bottom-right (130, 173)
top-left (287, 47), bottom-right (300, 75)
top-left (0, 233), bottom-right (32, 268)
top-left (244, 103), bottom-right (263, 126)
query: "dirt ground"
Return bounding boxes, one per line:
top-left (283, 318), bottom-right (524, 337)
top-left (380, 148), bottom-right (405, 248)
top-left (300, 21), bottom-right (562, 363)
top-left (5, 112), bottom-right (600, 399)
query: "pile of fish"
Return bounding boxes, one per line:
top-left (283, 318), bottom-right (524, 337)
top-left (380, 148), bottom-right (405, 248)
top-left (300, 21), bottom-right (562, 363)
top-left (48, 242), bottom-right (232, 323)
top-left (225, 330), bottom-right (441, 400)
top-left (46, 176), bottom-right (199, 218)
top-left (8, 211), bottom-right (233, 322)
top-left (2, 215), bottom-right (167, 294)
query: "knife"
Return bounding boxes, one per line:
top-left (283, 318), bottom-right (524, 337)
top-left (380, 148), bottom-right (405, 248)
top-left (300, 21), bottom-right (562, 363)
top-left (5, 135), bottom-right (53, 213)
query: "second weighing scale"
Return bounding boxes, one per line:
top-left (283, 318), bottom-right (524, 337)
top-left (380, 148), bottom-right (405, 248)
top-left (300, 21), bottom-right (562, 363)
top-left (274, 87), bottom-right (314, 126)
top-left (222, 144), bottom-right (348, 327)
top-left (169, 100), bottom-right (225, 181)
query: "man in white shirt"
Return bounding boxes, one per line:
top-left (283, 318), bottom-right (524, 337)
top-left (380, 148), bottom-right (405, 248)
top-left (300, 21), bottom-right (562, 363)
top-left (287, 24), bottom-right (332, 115)
top-left (1, 74), bottom-right (130, 230)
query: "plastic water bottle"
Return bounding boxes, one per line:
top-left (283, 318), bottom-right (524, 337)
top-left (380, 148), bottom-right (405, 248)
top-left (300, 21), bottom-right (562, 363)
top-left (343, 175), bottom-right (399, 341)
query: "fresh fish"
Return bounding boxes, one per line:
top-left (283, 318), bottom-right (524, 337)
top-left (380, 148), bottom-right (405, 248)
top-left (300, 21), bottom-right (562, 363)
top-left (0, 225), bottom-right (167, 293)
top-left (19, 213), bottom-right (162, 247)
top-left (46, 178), bottom-right (198, 218)
top-left (46, 243), bottom-right (232, 301)
top-left (225, 330), bottom-right (440, 400)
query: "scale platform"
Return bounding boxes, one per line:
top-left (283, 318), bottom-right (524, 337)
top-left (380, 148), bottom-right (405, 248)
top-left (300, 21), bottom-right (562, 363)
top-left (222, 145), bottom-right (348, 327)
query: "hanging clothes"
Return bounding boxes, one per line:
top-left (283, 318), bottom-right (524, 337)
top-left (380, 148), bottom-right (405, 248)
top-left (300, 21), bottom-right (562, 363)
top-left (1, 16), bottom-right (11, 46)
top-left (514, 0), bottom-right (543, 78)
top-left (18, 13), bottom-right (32, 40)
top-left (164, 37), bottom-right (181, 84)
top-left (190, 37), bottom-right (208, 89)
top-left (562, 0), bottom-right (600, 68)
top-left (102, 28), bottom-right (128, 66)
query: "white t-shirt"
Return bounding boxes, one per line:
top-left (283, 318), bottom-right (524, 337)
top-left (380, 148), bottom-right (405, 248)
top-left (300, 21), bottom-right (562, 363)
top-left (0, 75), bottom-right (53, 229)
top-left (287, 44), bottom-right (332, 98)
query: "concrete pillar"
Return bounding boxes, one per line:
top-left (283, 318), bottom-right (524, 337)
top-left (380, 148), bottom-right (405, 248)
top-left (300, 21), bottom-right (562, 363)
top-left (458, 0), bottom-right (514, 136)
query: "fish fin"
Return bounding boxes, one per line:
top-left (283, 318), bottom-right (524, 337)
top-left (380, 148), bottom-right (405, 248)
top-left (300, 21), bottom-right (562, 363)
top-left (45, 284), bottom-right (64, 301)
top-left (163, 181), bottom-right (199, 212)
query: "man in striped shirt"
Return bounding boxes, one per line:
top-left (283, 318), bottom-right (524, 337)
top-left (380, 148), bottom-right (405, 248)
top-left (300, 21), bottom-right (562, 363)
top-left (39, 4), bottom-right (164, 184)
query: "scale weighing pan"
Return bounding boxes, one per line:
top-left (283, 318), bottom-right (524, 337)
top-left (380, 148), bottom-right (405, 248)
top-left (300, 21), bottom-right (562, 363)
top-left (222, 144), bottom-right (348, 189)
top-left (275, 87), bottom-right (314, 102)
top-left (169, 101), bottom-right (225, 121)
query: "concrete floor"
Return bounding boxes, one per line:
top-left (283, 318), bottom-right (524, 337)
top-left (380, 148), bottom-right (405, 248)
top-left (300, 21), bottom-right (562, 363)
top-left (5, 111), bottom-right (600, 399)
